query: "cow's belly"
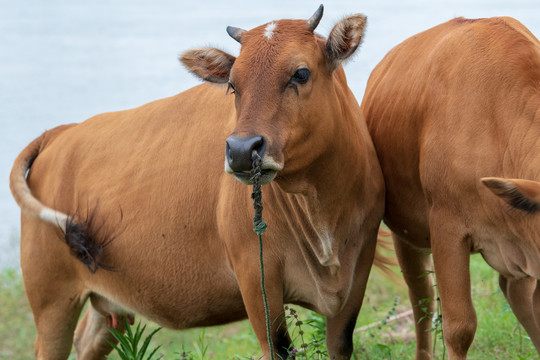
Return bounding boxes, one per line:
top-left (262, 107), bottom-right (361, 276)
top-left (86, 247), bottom-right (248, 329)
top-left (21, 210), bottom-right (248, 330)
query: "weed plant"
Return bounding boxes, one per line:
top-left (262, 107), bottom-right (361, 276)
top-left (107, 320), bottom-right (162, 360)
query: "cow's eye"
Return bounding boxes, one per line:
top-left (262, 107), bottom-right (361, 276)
top-left (227, 82), bottom-right (237, 95)
top-left (291, 68), bottom-right (310, 84)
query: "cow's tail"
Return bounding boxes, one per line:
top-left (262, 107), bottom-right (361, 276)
top-left (373, 228), bottom-right (400, 282)
top-left (9, 130), bottom-right (106, 273)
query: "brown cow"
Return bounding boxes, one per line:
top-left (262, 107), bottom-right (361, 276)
top-left (362, 16), bottom-right (540, 359)
top-left (10, 6), bottom-right (386, 360)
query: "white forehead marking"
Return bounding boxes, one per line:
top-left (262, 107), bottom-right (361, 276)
top-left (264, 22), bottom-right (277, 39)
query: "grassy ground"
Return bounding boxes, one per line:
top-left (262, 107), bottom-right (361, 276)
top-left (0, 254), bottom-right (537, 359)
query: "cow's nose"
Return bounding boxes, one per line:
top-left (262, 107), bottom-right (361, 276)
top-left (225, 135), bottom-right (266, 172)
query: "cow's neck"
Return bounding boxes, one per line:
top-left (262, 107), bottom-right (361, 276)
top-left (269, 113), bottom-right (375, 315)
top-left (273, 102), bottom-right (374, 277)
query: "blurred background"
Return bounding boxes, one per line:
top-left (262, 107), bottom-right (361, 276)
top-left (1, 0), bottom-right (539, 269)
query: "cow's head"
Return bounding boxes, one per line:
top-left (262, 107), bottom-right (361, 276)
top-left (181, 5), bottom-right (366, 187)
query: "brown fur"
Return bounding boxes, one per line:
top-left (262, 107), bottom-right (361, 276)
top-left (362, 17), bottom-right (540, 359)
top-left (10, 9), bottom-right (384, 360)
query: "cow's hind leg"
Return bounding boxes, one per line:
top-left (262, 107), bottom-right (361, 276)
top-left (393, 234), bottom-right (435, 360)
top-left (499, 276), bottom-right (540, 353)
top-left (74, 304), bottom-right (129, 360)
top-left (25, 280), bottom-right (86, 360)
top-left (430, 214), bottom-right (476, 360)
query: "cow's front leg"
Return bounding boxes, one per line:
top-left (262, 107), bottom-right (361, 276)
top-left (430, 214), bottom-right (476, 360)
top-left (500, 276), bottom-right (540, 353)
top-left (325, 248), bottom-right (374, 359)
top-left (234, 251), bottom-right (291, 359)
top-left (326, 307), bottom-right (358, 360)
top-left (531, 281), bottom-right (540, 353)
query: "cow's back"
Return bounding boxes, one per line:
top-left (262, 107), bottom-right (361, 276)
top-left (28, 83), bottom-right (233, 241)
top-left (362, 17), bottom-right (540, 248)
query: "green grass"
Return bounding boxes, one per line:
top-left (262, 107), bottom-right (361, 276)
top-left (353, 254), bottom-right (537, 359)
top-left (0, 268), bottom-right (36, 360)
top-left (0, 254), bottom-right (537, 359)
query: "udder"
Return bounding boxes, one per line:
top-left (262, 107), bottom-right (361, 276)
top-left (90, 293), bottom-right (136, 329)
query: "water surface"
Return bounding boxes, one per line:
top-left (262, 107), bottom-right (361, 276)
top-left (1, 0), bottom-right (539, 269)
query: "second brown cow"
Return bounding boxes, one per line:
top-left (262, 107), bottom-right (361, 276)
top-left (363, 16), bottom-right (540, 360)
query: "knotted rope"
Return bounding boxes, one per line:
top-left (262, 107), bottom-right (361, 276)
top-left (250, 150), bottom-right (274, 360)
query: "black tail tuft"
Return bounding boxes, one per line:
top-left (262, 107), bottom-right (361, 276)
top-left (61, 203), bottom-right (119, 273)
top-left (64, 220), bottom-right (104, 273)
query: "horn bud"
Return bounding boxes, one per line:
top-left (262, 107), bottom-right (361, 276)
top-left (307, 4), bottom-right (324, 31)
top-left (227, 26), bottom-right (246, 43)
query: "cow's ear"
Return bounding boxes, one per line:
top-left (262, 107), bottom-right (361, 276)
top-left (326, 14), bottom-right (367, 70)
top-left (180, 48), bottom-right (235, 83)
top-left (481, 177), bottom-right (540, 214)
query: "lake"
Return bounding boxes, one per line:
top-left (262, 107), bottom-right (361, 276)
top-left (1, 0), bottom-right (539, 269)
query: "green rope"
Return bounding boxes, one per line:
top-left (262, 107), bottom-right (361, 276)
top-left (250, 150), bottom-right (274, 360)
